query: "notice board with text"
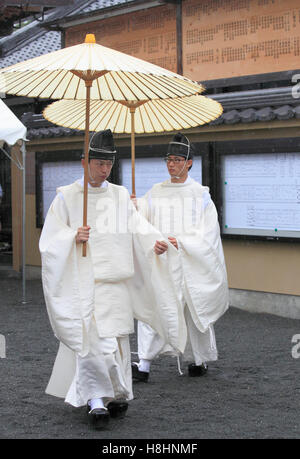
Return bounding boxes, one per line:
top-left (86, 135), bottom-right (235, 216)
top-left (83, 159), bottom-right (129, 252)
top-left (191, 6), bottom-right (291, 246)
top-left (221, 152), bottom-right (300, 239)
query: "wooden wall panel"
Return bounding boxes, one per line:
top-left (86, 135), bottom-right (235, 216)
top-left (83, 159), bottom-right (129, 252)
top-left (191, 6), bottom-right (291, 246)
top-left (65, 4), bottom-right (177, 72)
top-left (182, 0), bottom-right (300, 80)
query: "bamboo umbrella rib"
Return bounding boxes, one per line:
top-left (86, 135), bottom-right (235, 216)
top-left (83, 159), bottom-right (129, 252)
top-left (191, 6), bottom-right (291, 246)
top-left (133, 72), bottom-right (201, 99)
top-left (164, 76), bottom-right (205, 96)
top-left (138, 105), bottom-right (153, 133)
top-left (39, 70), bottom-right (72, 99)
top-left (133, 108), bottom-right (143, 134)
top-left (62, 101), bottom-right (87, 128)
top-left (133, 72), bottom-right (188, 99)
top-left (152, 100), bottom-right (190, 129)
top-left (2, 69), bottom-right (75, 99)
top-left (156, 96), bottom-right (220, 128)
top-left (0, 70), bottom-right (29, 93)
top-left (111, 104), bottom-right (126, 133)
top-left (122, 104), bottom-right (135, 133)
top-left (152, 74), bottom-right (204, 97)
top-left (120, 72), bottom-right (165, 99)
top-left (90, 102), bottom-right (110, 129)
top-left (110, 72), bottom-right (145, 101)
top-left (153, 100), bottom-right (191, 128)
top-left (92, 101), bottom-right (119, 129)
top-left (149, 104), bottom-right (172, 132)
top-left (92, 102), bottom-right (124, 132)
top-left (67, 100), bottom-right (94, 130)
top-left (126, 71), bottom-right (197, 99)
top-left (139, 104), bottom-right (158, 133)
top-left (183, 98), bottom-right (222, 122)
top-left (1, 70), bottom-right (50, 96)
top-left (201, 102), bottom-right (222, 117)
top-left (89, 106), bottom-right (105, 131)
top-left (114, 104), bottom-right (129, 132)
top-left (107, 72), bottom-right (135, 101)
top-left (111, 104), bottom-right (126, 132)
top-left (115, 72), bottom-right (160, 100)
top-left (171, 96), bottom-right (222, 119)
top-left (39, 70), bottom-right (68, 99)
top-left (65, 74), bottom-right (88, 100)
top-left (142, 103), bottom-right (171, 132)
top-left (52, 72), bottom-right (76, 100)
top-left (95, 74), bottom-right (114, 100)
top-left (179, 96), bottom-right (210, 112)
top-left (123, 105), bottom-right (130, 134)
top-left (164, 99), bottom-right (210, 125)
top-left (100, 103), bottom-right (122, 131)
top-left (186, 95), bottom-right (221, 111)
top-left (89, 101), bottom-right (110, 129)
top-left (24, 71), bottom-right (62, 97)
top-left (72, 74), bottom-right (87, 101)
top-left (100, 73), bottom-right (126, 100)
top-left (61, 72), bottom-right (89, 99)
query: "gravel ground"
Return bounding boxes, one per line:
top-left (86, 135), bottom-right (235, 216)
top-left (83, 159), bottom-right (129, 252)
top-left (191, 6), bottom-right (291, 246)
top-left (1, 277), bottom-right (300, 440)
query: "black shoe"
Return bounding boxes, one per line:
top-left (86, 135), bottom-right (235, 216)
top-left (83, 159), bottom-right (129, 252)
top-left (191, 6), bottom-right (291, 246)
top-left (87, 403), bottom-right (110, 430)
top-left (131, 363), bottom-right (149, 382)
top-left (188, 363), bottom-right (208, 377)
top-left (107, 400), bottom-right (128, 418)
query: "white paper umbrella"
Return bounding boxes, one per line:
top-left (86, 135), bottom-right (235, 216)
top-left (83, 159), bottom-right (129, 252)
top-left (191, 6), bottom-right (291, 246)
top-left (0, 33), bottom-right (204, 254)
top-left (43, 95), bottom-right (223, 194)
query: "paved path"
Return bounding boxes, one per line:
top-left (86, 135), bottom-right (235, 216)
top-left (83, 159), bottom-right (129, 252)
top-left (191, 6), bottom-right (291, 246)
top-left (1, 277), bottom-right (300, 439)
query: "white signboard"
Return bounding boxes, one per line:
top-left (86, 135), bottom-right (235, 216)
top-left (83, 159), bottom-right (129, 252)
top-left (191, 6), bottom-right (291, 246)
top-left (120, 156), bottom-right (202, 197)
top-left (42, 161), bottom-right (83, 220)
top-left (221, 153), bottom-right (300, 238)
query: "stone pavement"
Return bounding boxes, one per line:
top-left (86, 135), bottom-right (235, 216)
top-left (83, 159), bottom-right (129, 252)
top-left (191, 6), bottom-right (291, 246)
top-left (1, 276), bottom-right (300, 440)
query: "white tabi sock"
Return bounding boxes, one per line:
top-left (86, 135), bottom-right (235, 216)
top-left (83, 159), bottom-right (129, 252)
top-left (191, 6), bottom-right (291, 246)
top-left (139, 359), bottom-right (151, 373)
top-left (90, 398), bottom-right (106, 411)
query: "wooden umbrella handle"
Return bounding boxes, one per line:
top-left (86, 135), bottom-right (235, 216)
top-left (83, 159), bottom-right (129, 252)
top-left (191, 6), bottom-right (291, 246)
top-left (82, 82), bottom-right (91, 257)
top-left (130, 107), bottom-right (136, 196)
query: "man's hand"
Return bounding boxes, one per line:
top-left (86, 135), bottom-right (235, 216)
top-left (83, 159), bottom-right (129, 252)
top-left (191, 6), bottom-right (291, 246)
top-left (168, 236), bottom-right (178, 250)
top-left (76, 226), bottom-right (90, 244)
top-left (130, 193), bottom-right (138, 209)
top-left (154, 240), bottom-right (168, 255)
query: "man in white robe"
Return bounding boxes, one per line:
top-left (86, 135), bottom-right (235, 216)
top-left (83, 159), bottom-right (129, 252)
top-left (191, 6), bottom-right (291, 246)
top-left (131, 133), bottom-right (229, 382)
top-left (39, 130), bottom-right (186, 429)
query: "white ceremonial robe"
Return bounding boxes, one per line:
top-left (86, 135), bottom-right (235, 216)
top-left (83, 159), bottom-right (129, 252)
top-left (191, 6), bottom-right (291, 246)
top-left (136, 177), bottom-right (229, 365)
top-left (40, 179), bottom-right (186, 406)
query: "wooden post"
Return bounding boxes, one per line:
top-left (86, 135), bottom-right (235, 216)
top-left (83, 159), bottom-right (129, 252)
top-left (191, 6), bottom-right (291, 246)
top-left (11, 144), bottom-right (22, 272)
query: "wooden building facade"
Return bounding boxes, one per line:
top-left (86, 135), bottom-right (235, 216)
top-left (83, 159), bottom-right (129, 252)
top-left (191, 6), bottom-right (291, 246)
top-left (1, 0), bottom-right (300, 317)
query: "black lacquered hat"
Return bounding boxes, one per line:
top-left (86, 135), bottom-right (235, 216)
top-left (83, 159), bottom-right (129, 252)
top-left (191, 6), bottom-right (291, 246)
top-left (84, 129), bottom-right (117, 160)
top-left (166, 132), bottom-right (194, 159)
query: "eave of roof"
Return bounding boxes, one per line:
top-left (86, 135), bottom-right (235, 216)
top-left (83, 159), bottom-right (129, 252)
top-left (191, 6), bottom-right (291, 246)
top-left (43, 0), bottom-right (164, 29)
top-left (0, 0), bottom-right (89, 61)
